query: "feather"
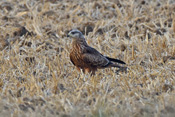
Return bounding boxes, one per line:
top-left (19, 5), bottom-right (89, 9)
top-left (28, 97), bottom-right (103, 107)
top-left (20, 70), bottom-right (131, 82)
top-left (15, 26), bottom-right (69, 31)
top-left (105, 56), bottom-right (126, 64)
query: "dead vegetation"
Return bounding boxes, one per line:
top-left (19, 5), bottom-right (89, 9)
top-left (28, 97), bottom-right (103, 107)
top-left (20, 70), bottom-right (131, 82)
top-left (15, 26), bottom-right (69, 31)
top-left (0, 0), bottom-right (175, 116)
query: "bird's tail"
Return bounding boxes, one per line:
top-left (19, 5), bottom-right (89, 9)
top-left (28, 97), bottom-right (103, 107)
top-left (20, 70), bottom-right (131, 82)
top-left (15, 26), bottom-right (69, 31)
top-left (105, 56), bottom-right (126, 64)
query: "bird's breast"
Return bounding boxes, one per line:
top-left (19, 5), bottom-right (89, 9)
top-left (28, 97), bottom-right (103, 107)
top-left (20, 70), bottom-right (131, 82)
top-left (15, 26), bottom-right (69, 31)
top-left (70, 43), bottom-right (87, 68)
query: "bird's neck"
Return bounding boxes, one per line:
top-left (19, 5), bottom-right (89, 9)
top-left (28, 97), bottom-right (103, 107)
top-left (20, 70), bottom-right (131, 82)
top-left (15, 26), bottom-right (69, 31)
top-left (72, 38), bottom-right (88, 53)
top-left (72, 38), bottom-right (88, 46)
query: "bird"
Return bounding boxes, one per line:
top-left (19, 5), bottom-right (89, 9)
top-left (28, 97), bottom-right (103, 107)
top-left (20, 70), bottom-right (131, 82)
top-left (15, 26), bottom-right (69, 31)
top-left (67, 29), bottom-right (126, 75)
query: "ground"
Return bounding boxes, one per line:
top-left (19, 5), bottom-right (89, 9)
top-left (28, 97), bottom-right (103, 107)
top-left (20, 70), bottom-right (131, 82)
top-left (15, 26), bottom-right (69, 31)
top-left (0, 0), bottom-right (175, 117)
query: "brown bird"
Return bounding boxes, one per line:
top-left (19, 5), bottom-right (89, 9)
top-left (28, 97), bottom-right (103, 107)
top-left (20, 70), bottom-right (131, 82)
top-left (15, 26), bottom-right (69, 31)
top-left (67, 29), bottom-right (126, 75)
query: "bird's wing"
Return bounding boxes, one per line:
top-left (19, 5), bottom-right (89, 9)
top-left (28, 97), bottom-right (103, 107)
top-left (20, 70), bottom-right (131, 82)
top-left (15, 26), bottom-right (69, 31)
top-left (82, 47), bottom-right (110, 67)
top-left (70, 54), bottom-right (75, 65)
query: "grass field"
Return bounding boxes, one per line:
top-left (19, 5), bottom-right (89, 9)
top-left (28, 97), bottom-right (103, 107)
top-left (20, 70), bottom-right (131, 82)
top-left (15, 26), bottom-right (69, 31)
top-left (0, 0), bottom-right (175, 116)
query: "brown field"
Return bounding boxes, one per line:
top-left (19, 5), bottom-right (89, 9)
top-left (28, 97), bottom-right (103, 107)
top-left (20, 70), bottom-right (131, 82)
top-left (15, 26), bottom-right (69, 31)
top-left (0, 0), bottom-right (175, 116)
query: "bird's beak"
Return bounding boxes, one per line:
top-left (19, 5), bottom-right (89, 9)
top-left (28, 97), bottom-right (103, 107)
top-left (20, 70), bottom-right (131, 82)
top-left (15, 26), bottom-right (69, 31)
top-left (67, 32), bottom-right (71, 37)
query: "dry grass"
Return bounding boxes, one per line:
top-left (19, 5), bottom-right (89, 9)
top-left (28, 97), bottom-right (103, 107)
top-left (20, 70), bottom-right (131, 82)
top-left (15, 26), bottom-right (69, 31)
top-left (0, 0), bottom-right (175, 116)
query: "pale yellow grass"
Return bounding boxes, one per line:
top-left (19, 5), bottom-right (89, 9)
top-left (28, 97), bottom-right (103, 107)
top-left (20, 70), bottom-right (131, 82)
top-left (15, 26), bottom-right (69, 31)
top-left (0, 0), bottom-right (175, 117)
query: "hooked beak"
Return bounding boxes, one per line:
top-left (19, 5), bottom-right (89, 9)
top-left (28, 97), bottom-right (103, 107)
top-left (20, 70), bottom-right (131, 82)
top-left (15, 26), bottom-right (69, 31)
top-left (67, 32), bottom-right (71, 37)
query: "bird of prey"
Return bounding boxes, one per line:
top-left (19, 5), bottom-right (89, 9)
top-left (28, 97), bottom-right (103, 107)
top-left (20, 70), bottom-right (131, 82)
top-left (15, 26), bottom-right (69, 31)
top-left (67, 29), bottom-right (126, 75)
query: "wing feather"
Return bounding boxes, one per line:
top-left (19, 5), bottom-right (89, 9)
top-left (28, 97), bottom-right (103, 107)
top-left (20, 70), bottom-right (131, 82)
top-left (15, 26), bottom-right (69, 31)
top-left (82, 47), bottom-right (109, 67)
top-left (70, 53), bottom-right (75, 65)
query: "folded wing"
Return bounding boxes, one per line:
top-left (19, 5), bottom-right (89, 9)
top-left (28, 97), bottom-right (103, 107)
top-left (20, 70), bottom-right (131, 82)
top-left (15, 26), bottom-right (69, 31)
top-left (82, 47), bottom-right (110, 67)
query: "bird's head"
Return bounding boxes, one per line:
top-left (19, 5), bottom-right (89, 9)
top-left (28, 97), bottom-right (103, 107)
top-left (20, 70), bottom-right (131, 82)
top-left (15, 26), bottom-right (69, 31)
top-left (67, 29), bottom-right (84, 39)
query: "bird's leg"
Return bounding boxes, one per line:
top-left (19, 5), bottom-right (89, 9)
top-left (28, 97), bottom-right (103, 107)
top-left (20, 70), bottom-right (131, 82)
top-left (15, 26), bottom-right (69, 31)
top-left (82, 68), bottom-right (96, 76)
top-left (91, 69), bottom-right (96, 76)
top-left (82, 68), bottom-right (85, 74)
top-left (84, 68), bottom-right (90, 74)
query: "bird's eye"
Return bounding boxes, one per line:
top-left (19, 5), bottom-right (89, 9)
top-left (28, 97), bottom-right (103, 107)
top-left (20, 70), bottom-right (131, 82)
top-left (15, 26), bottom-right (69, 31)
top-left (71, 32), bottom-right (76, 34)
